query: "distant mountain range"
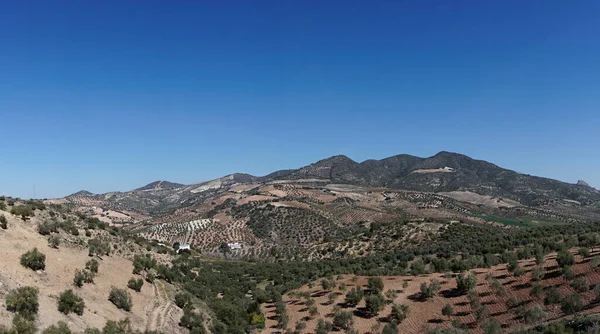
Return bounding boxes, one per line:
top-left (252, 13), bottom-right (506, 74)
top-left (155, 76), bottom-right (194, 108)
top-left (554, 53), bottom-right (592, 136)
top-left (68, 151), bottom-right (600, 207)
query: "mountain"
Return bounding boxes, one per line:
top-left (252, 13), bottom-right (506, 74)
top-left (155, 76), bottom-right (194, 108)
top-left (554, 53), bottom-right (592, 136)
top-left (135, 181), bottom-right (184, 191)
top-left (263, 151), bottom-right (600, 206)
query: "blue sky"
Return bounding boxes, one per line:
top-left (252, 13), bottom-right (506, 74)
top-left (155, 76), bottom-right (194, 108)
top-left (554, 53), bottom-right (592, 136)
top-left (1, 1), bottom-right (599, 198)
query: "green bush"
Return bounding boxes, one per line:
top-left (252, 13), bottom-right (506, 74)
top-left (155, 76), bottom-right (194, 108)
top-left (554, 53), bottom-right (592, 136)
top-left (344, 287), bottom-right (364, 306)
top-left (367, 277), bottom-right (384, 294)
top-left (88, 238), bottom-right (111, 257)
top-left (86, 259), bottom-right (99, 274)
top-left (179, 307), bottom-right (206, 332)
top-left (0, 215), bottom-right (7, 229)
top-left (73, 269), bottom-right (95, 287)
top-left (11, 205), bottom-right (34, 220)
top-left (390, 303), bottom-right (410, 323)
top-left (174, 292), bottom-right (192, 309)
top-left (37, 221), bottom-right (58, 236)
top-left (364, 293), bottom-right (385, 316)
top-left (544, 287), bottom-right (561, 305)
top-left (108, 287), bottom-right (132, 311)
top-left (43, 321), bottom-right (73, 334)
top-left (48, 235), bottom-right (61, 249)
top-left (456, 272), bottom-right (477, 294)
top-left (12, 314), bottom-right (37, 334)
top-left (5, 286), bottom-right (39, 320)
top-left (58, 290), bottom-right (85, 315)
top-left (127, 278), bottom-right (144, 292)
top-left (20, 248), bottom-right (46, 271)
top-left (561, 293), bottom-right (583, 315)
top-left (332, 310), bottom-right (353, 330)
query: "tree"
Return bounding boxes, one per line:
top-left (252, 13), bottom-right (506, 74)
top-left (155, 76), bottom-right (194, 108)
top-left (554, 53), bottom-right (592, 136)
top-left (333, 310), bottom-right (353, 330)
top-left (382, 323), bottom-right (398, 334)
top-left (5, 286), bottom-right (39, 320)
top-left (522, 304), bottom-right (547, 324)
top-left (530, 284), bottom-right (543, 298)
top-left (108, 287), bottom-right (132, 311)
top-left (57, 289), bottom-right (85, 315)
top-left (367, 277), bottom-right (384, 294)
top-left (544, 287), bottom-right (561, 305)
top-left (475, 305), bottom-right (489, 323)
top-left (420, 279), bottom-right (441, 300)
top-left (385, 289), bottom-right (397, 302)
top-left (482, 319), bottom-right (501, 334)
top-left (175, 293), bottom-right (192, 309)
top-left (571, 277), bottom-right (590, 292)
top-left (43, 321), bottom-right (73, 334)
top-left (315, 319), bottom-right (333, 334)
top-left (327, 292), bottom-right (339, 305)
top-left (364, 293), bottom-right (385, 316)
top-left (591, 257), bottom-right (600, 270)
top-left (534, 245), bottom-right (545, 265)
top-left (531, 267), bottom-right (545, 281)
top-left (561, 293), bottom-right (583, 315)
top-left (20, 248), bottom-right (46, 271)
top-left (179, 307), bottom-right (205, 332)
top-left (344, 287), bottom-right (364, 306)
top-left (557, 250), bottom-right (575, 267)
top-left (321, 279), bottom-right (333, 291)
top-left (442, 303), bottom-right (454, 320)
top-left (594, 284), bottom-right (600, 301)
top-left (410, 259), bottom-right (427, 275)
top-left (390, 304), bottom-right (410, 324)
top-left (562, 266), bottom-right (575, 280)
top-left (456, 272), bottom-right (477, 294)
top-left (580, 247), bottom-right (591, 258)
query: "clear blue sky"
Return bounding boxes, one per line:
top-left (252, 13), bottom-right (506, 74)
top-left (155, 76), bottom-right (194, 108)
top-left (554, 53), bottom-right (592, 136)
top-left (1, 1), bottom-right (599, 199)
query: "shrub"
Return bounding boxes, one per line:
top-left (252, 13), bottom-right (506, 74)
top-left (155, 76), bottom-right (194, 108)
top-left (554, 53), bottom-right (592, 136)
top-left (5, 286), bottom-right (39, 320)
top-left (0, 215), bottom-right (7, 229)
top-left (88, 238), bottom-right (111, 257)
top-left (562, 266), bottom-right (575, 280)
top-left (127, 278), bottom-right (144, 292)
top-left (132, 254), bottom-right (157, 275)
top-left (580, 247), bottom-right (590, 258)
top-left (86, 259), bottom-right (99, 274)
top-left (12, 314), bottom-right (37, 334)
top-left (11, 205), bottom-right (34, 220)
top-left (108, 287), bottom-right (132, 311)
top-left (37, 221), bottom-right (58, 236)
top-left (73, 269), bottom-right (95, 287)
top-left (175, 292), bottom-right (192, 309)
top-left (43, 321), bottom-right (72, 334)
top-left (58, 290), bottom-right (85, 315)
top-left (179, 307), bottom-right (205, 332)
top-left (384, 289), bottom-right (397, 302)
top-left (561, 293), bottom-right (583, 315)
top-left (48, 235), bottom-right (61, 249)
top-left (20, 248), bottom-right (46, 271)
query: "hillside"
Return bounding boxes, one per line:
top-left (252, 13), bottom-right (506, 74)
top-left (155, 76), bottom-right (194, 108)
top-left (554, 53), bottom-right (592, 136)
top-left (0, 201), bottom-right (190, 333)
